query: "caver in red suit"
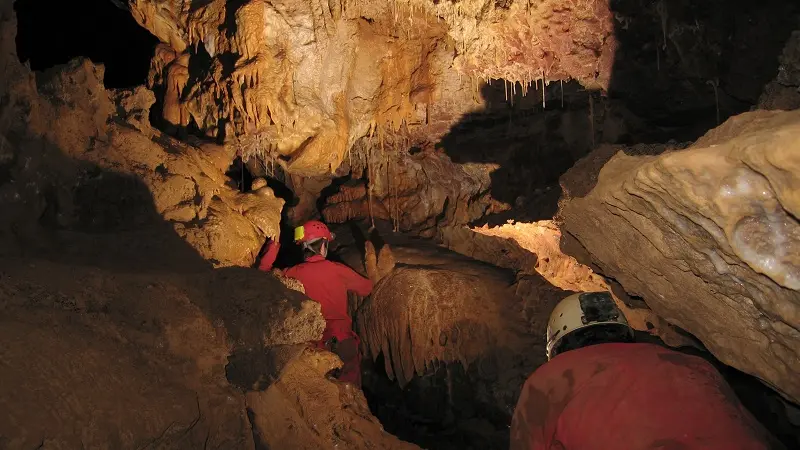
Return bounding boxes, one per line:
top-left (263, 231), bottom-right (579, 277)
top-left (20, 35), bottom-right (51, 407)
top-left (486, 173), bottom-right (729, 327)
top-left (258, 220), bottom-right (372, 387)
top-left (510, 292), bottom-right (782, 450)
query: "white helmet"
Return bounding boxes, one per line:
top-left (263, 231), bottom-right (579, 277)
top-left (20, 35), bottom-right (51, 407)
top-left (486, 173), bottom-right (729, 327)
top-left (545, 291), bottom-right (633, 360)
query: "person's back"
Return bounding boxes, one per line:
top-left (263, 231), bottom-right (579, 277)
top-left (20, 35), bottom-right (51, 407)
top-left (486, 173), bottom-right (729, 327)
top-left (511, 342), bottom-right (779, 450)
top-left (510, 291), bottom-right (781, 450)
top-left (284, 255), bottom-right (371, 342)
top-left (257, 220), bottom-right (372, 386)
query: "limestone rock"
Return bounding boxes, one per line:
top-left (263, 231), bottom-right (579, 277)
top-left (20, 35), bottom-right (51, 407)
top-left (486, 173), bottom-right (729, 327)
top-left (111, 86), bottom-right (157, 133)
top-left (322, 148), bottom-right (499, 235)
top-left (560, 110), bottom-right (800, 403)
top-left (0, 251), bottom-right (358, 449)
top-left (129, 0), bottom-right (617, 177)
top-left (0, 41), bottom-right (283, 267)
top-left (0, 4), bottom-right (412, 447)
top-left (246, 349), bottom-right (419, 450)
top-left (271, 268), bottom-right (306, 294)
top-left (441, 220), bottom-right (698, 349)
top-left (0, 258), bottom-right (319, 449)
top-left (0, 317), bottom-right (221, 450)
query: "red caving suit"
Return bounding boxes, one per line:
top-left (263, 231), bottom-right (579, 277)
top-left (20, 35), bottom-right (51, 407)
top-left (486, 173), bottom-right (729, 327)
top-left (510, 343), bottom-right (781, 450)
top-left (258, 241), bottom-right (373, 386)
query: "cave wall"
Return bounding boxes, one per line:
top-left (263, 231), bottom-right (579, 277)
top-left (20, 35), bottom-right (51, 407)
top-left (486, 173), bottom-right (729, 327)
top-left (0, 5), bottom-right (282, 268)
top-left (124, 0), bottom-right (800, 180)
top-left (113, 0), bottom-right (800, 238)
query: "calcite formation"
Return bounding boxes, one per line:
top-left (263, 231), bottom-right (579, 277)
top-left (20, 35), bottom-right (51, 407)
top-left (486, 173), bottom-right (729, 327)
top-left (321, 144), bottom-right (504, 235)
top-left (560, 110), bottom-right (800, 403)
top-left (129, 0), bottom-right (616, 177)
top-left (357, 242), bottom-right (555, 416)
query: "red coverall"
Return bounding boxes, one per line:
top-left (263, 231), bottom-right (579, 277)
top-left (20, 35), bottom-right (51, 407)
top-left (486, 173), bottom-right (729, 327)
top-left (258, 241), bottom-right (373, 386)
top-left (510, 343), bottom-right (779, 450)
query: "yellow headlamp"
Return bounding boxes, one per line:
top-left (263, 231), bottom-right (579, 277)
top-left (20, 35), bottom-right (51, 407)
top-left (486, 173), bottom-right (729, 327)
top-left (293, 225), bottom-right (305, 242)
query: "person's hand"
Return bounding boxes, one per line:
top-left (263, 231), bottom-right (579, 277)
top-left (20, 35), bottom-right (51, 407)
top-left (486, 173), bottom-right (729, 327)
top-left (259, 237), bottom-right (276, 255)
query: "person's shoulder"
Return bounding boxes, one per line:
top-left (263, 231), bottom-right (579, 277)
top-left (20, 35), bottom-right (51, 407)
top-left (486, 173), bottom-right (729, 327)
top-left (328, 260), bottom-right (354, 269)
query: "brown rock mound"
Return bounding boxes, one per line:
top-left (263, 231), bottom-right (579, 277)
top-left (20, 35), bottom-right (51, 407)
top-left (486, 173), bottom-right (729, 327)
top-left (357, 241), bottom-right (561, 416)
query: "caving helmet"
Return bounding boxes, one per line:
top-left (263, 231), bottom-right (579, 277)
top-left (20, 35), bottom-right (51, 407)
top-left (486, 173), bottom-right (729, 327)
top-left (293, 220), bottom-right (333, 243)
top-left (545, 291), bottom-right (634, 360)
top-left (294, 220), bottom-right (334, 258)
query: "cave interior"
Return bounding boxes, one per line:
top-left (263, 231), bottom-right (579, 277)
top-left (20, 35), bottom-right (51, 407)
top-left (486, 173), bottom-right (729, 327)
top-left (2, 0), bottom-right (800, 449)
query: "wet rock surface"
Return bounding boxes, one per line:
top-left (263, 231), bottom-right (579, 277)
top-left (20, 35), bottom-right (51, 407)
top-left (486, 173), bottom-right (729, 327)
top-left (560, 109), bottom-right (800, 403)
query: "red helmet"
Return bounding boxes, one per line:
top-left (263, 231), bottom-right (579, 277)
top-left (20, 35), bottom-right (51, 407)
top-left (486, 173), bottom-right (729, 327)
top-left (293, 220), bottom-right (332, 243)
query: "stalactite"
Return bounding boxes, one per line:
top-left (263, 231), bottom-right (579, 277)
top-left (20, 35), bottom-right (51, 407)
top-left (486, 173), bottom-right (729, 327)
top-left (589, 93), bottom-right (595, 149)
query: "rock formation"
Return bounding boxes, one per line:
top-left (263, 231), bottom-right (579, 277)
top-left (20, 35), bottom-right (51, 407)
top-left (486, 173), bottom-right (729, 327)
top-left (321, 145), bottom-right (503, 236)
top-left (131, 0), bottom-right (617, 177)
top-left (246, 349), bottom-right (417, 450)
top-left (559, 110), bottom-right (800, 403)
top-left (0, 11), bottom-right (281, 268)
top-left (4, 0), bottom-right (800, 446)
top-left (0, 257), bottom-right (323, 448)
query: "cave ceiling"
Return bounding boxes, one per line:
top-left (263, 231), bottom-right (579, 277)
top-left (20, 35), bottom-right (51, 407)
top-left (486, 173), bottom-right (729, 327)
top-left (128, 0), bottom-right (616, 176)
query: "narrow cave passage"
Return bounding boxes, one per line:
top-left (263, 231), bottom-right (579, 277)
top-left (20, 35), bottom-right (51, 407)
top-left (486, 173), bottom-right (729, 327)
top-left (360, 353), bottom-right (512, 450)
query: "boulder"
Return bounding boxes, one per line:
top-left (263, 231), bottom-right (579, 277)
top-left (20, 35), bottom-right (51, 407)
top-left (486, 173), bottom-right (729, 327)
top-left (560, 110), bottom-right (800, 402)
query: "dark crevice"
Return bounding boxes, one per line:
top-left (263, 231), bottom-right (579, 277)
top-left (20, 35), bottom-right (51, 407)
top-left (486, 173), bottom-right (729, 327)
top-left (362, 353), bottom-right (510, 450)
top-left (316, 174), bottom-right (355, 215)
top-left (14, 0), bottom-right (158, 88)
top-left (225, 156), bottom-right (253, 193)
